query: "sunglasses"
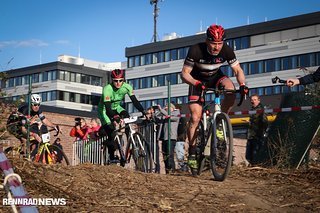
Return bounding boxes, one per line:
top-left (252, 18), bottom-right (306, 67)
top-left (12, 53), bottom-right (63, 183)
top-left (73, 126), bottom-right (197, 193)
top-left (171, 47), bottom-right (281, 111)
top-left (32, 103), bottom-right (40, 106)
top-left (113, 79), bottom-right (124, 83)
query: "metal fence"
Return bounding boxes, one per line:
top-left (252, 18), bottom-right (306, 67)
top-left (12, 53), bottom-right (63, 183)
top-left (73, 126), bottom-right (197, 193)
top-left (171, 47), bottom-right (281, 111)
top-left (72, 122), bottom-right (160, 170)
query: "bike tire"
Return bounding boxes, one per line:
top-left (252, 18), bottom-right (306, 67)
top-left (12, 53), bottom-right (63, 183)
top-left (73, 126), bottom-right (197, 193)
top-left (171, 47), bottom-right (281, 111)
top-left (196, 121), bottom-right (206, 175)
top-left (102, 143), bottom-right (110, 166)
top-left (210, 112), bottom-right (233, 181)
top-left (115, 135), bottom-right (127, 167)
top-left (130, 132), bottom-right (153, 173)
top-left (49, 144), bottom-right (70, 165)
top-left (198, 121), bottom-right (213, 175)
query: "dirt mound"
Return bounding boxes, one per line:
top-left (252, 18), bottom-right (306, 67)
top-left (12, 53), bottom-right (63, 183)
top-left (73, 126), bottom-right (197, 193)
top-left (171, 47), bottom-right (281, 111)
top-left (1, 158), bottom-right (319, 212)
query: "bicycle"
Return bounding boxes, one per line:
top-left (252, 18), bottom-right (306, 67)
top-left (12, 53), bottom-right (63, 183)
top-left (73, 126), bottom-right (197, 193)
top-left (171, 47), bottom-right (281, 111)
top-left (102, 116), bottom-right (153, 173)
top-left (31, 126), bottom-right (70, 165)
top-left (193, 87), bottom-right (245, 181)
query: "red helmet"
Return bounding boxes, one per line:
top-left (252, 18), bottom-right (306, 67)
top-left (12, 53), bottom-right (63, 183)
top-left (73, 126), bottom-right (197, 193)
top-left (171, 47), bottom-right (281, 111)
top-left (206, 25), bottom-right (226, 42)
top-left (111, 69), bottom-right (125, 79)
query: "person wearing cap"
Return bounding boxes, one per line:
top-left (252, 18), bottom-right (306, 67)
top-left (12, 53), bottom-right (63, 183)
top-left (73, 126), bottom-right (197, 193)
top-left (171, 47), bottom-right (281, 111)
top-left (181, 24), bottom-right (248, 174)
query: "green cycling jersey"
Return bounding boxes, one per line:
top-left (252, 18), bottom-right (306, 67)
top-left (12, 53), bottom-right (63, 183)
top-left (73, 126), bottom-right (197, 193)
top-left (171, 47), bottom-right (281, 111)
top-left (98, 82), bottom-right (133, 125)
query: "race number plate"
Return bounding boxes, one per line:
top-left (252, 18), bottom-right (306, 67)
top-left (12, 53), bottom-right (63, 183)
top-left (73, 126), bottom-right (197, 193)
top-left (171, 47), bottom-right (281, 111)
top-left (41, 133), bottom-right (51, 143)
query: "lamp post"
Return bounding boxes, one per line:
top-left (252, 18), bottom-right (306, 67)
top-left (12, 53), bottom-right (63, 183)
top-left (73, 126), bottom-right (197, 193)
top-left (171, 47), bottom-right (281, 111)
top-left (167, 78), bottom-right (171, 169)
top-left (26, 75), bottom-right (32, 158)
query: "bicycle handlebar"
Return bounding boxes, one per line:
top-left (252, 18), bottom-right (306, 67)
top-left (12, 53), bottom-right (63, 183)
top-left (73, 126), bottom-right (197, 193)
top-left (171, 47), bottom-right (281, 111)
top-left (204, 88), bottom-right (245, 107)
top-left (48, 126), bottom-right (60, 137)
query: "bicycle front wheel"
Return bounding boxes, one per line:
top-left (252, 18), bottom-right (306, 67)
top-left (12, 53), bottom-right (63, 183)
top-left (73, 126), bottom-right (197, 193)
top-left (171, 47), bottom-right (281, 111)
top-left (49, 144), bottom-right (70, 166)
top-left (130, 132), bottom-right (153, 173)
top-left (210, 112), bottom-right (233, 181)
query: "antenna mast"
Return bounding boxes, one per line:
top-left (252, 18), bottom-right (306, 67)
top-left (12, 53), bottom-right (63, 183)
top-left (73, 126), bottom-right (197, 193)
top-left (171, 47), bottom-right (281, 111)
top-left (150, 0), bottom-right (161, 42)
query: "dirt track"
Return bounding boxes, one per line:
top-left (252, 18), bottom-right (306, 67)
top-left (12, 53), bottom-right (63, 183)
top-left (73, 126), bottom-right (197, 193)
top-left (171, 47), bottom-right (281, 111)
top-left (1, 158), bottom-right (319, 212)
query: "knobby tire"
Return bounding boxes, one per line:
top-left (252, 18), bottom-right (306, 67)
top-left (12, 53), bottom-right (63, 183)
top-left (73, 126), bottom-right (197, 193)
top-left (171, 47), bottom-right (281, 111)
top-left (210, 112), bottom-right (233, 181)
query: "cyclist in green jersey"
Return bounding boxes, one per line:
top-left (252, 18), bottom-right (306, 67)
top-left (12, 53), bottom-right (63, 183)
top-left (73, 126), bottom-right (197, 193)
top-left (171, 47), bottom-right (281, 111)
top-left (98, 69), bottom-right (146, 160)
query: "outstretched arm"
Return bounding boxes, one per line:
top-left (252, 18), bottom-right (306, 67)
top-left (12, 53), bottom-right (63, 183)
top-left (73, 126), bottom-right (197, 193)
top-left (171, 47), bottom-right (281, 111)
top-left (288, 66), bottom-right (320, 86)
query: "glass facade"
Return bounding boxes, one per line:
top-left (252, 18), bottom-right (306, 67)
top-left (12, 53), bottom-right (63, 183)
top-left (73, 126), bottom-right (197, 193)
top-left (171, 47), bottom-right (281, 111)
top-left (3, 70), bottom-right (102, 89)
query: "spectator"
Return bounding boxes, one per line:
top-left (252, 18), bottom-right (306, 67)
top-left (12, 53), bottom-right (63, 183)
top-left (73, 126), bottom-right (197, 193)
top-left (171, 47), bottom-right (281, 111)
top-left (286, 66), bottom-right (320, 86)
top-left (175, 104), bottom-right (188, 172)
top-left (246, 94), bottom-right (268, 166)
top-left (86, 118), bottom-right (101, 140)
top-left (155, 103), bottom-right (180, 174)
top-left (145, 107), bottom-right (155, 120)
top-left (69, 117), bottom-right (89, 141)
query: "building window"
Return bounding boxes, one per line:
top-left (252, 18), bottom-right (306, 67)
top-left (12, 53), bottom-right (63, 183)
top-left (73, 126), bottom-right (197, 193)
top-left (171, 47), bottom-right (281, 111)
top-left (140, 55), bottom-right (145, 66)
top-left (91, 76), bottom-right (101, 86)
top-left (145, 54), bottom-right (152, 65)
top-left (164, 50), bottom-right (170, 62)
top-left (273, 86), bottom-right (281, 94)
top-left (265, 59), bottom-right (275, 72)
top-left (178, 48), bottom-right (185, 59)
top-left (241, 37), bottom-right (250, 49)
top-left (43, 72), bottom-right (48, 81)
top-left (128, 57), bottom-right (134, 68)
top-left (8, 78), bottom-right (14, 88)
top-left (81, 74), bottom-right (90, 84)
top-left (158, 52), bottom-right (164, 63)
top-left (157, 75), bottom-right (165, 86)
top-left (171, 49), bottom-right (177, 61)
top-left (264, 87), bottom-right (272, 95)
top-left (170, 73), bottom-right (178, 84)
top-left (241, 63), bottom-right (249, 75)
top-left (32, 73), bottom-right (39, 83)
top-left (134, 56), bottom-right (140, 67)
top-left (42, 92), bottom-right (47, 102)
top-left (151, 53), bottom-right (158, 64)
top-left (15, 76), bottom-right (22, 86)
top-left (249, 62), bottom-right (259, 75)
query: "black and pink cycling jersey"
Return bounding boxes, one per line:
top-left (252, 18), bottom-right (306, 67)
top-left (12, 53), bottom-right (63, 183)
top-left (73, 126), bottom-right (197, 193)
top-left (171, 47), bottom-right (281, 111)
top-left (184, 42), bottom-right (239, 82)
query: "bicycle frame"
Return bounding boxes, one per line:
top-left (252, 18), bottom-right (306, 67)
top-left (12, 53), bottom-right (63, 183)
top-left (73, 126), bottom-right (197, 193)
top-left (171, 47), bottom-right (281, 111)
top-left (127, 120), bottom-right (147, 158)
top-left (195, 88), bottom-right (242, 180)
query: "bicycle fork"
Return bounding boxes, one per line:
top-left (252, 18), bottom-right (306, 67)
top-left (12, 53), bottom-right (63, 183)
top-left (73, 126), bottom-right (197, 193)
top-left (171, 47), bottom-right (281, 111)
top-left (35, 143), bottom-right (55, 164)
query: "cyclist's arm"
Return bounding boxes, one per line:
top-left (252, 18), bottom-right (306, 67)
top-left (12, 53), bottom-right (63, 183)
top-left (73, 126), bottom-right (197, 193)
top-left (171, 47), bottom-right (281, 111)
top-left (42, 118), bottom-right (56, 129)
top-left (104, 102), bottom-right (117, 118)
top-left (181, 65), bottom-right (198, 86)
top-left (231, 63), bottom-right (246, 86)
top-left (129, 95), bottom-right (145, 114)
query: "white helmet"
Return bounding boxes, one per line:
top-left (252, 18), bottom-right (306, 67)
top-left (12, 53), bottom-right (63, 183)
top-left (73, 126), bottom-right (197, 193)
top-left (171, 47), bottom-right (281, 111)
top-left (31, 94), bottom-right (41, 105)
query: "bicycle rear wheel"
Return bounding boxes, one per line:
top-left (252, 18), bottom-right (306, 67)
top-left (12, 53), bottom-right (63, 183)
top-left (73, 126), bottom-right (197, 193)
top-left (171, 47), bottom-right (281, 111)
top-left (101, 139), bottom-right (110, 165)
top-left (210, 112), bottom-right (233, 181)
top-left (195, 121), bottom-right (206, 175)
top-left (130, 132), bottom-right (153, 173)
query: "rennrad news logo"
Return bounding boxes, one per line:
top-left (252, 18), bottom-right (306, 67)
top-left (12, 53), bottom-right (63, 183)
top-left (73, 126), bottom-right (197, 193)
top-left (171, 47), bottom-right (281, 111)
top-left (2, 198), bottom-right (67, 206)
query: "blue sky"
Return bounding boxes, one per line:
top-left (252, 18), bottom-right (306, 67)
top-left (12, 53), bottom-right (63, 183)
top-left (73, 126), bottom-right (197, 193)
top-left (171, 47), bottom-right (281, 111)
top-left (1, 0), bottom-right (319, 70)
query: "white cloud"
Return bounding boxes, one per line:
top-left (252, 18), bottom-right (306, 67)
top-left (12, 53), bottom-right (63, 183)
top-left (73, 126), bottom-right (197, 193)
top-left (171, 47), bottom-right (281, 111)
top-left (54, 40), bottom-right (70, 45)
top-left (0, 39), bottom-right (49, 48)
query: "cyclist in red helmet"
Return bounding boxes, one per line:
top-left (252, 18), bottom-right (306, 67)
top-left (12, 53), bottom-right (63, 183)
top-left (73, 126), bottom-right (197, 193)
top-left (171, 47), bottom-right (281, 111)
top-left (181, 24), bottom-right (248, 173)
top-left (98, 69), bottom-right (146, 161)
